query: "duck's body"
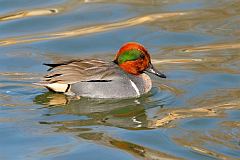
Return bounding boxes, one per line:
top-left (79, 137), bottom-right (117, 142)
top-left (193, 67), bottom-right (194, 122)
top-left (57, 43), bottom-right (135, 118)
top-left (36, 42), bottom-right (166, 99)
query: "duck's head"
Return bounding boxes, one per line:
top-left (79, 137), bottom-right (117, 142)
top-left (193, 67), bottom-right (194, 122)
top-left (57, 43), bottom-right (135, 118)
top-left (113, 42), bottom-right (166, 78)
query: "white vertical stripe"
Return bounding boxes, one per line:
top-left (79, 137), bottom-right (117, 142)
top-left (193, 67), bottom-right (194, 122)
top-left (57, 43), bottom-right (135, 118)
top-left (129, 80), bottom-right (140, 96)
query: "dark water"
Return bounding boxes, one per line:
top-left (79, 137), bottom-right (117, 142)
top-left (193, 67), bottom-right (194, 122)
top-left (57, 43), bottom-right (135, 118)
top-left (0, 0), bottom-right (240, 159)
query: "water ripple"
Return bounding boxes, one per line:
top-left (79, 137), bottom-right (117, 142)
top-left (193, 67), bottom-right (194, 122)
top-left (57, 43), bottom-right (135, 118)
top-left (0, 11), bottom-right (188, 46)
top-left (0, 8), bottom-right (59, 21)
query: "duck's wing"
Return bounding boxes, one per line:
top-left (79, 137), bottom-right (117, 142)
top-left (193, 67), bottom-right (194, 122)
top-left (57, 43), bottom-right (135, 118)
top-left (36, 59), bottom-right (117, 92)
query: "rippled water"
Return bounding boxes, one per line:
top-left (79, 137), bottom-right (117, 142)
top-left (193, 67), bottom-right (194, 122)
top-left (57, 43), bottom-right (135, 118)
top-left (0, 0), bottom-right (240, 159)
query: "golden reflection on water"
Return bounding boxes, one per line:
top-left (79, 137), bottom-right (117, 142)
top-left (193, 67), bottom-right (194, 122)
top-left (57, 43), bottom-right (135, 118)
top-left (181, 42), bottom-right (240, 52)
top-left (77, 131), bottom-right (181, 160)
top-left (152, 58), bottom-right (202, 64)
top-left (174, 124), bottom-right (240, 160)
top-left (76, 131), bottom-right (183, 160)
top-left (107, 137), bottom-right (183, 160)
top-left (0, 8), bottom-right (59, 21)
top-left (149, 100), bottom-right (240, 128)
top-left (0, 11), bottom-right (187, 46)
top-left (150, 88), bottom-right (240, 128)
top-left (0, 0), bottom-right (84, 22)
top-left (159, 47), bottom-right (240, 75)
top-left (0, 3), bottom-right (224, 45)
top-left (52, 121), bottom-right (183, 160)
top-left (0, 0), bottom-right (239, 46)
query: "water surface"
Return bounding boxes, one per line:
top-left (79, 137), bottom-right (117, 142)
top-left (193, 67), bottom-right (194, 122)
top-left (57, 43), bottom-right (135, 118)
top-left (0, 0), bottom-right (240, 159)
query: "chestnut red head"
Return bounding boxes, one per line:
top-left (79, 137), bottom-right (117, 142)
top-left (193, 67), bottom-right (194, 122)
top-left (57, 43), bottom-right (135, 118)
top-left (114, 42), bottom-right (166, 78)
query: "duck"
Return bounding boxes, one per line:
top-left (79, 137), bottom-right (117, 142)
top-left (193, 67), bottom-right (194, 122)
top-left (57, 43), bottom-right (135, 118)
top-left (36, 42), bottom-right (166, 99)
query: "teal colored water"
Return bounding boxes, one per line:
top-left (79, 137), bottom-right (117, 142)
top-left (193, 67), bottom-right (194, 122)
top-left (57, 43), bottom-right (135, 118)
top-left (0, 0), bottom-right (240, 159)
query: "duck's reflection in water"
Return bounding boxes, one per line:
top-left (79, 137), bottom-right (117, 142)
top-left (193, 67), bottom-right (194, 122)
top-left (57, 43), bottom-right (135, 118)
top-left (34, 91), bottom-right (182, 159)
top-left (34, 91), bottom-right (168, 130)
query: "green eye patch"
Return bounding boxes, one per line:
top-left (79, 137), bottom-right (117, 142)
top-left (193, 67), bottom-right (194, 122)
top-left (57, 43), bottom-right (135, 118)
top-left (118, 49), bottom-right (143, 64)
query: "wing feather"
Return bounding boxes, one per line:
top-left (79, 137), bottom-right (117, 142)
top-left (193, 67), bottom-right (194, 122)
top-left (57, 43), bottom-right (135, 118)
top-left (38, 59), bottom-right (117, 85)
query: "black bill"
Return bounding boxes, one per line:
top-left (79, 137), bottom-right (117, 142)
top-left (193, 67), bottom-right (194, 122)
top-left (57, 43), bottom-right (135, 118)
top-left (144, 63), bottom-right (166, 78)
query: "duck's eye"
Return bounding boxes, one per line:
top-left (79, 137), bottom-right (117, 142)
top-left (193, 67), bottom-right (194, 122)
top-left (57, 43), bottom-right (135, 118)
top-left (140, 54), bottom-right (145, 59)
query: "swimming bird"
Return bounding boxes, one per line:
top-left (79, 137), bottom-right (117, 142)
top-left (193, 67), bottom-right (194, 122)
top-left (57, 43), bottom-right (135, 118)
top-left (36, 42), bottom-right (166, 98)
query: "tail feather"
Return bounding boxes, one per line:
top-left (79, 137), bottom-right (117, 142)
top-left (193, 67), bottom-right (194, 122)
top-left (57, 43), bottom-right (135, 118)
top-left (34, 81), bottom-right (69, 93)
top-left (43, 63), bottom-right (59, 71)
